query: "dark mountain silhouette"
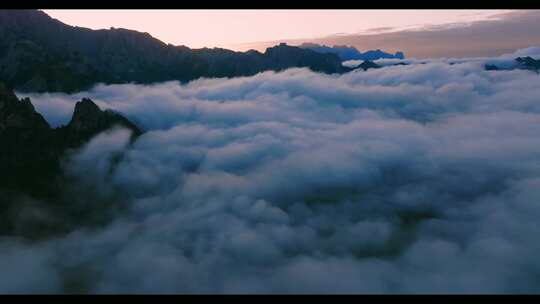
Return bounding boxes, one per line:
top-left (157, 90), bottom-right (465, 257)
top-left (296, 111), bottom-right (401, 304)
top-left (0, 82), bottom-right (61, 196)
top-left (0, 10), bottom-right (350, 93)
top-left (0, 82), bottom-right (141, 237)
top-left (56, 98), bottom-right (142, 148)
top-left (299, 43), bottom-right (405, 61)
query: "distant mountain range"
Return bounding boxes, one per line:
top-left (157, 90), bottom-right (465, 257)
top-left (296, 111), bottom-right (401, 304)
top-left (299, 43), bottom-right (405, 61)
top-left (0, 10), bottom-right (351, 93)
top-left (485, 56), bottom-right (540, 72)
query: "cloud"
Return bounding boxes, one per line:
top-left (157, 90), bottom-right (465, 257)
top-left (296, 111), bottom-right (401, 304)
top-left (5, 47), bottom-right (540, 293)
top-left (343, 46), bottom-right (540, 69)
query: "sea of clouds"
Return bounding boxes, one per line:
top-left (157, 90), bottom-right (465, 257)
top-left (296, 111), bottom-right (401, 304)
top-left (342, 46), bottom-right (540, 69)
top-left (4, 47), bottom-right (540, 293)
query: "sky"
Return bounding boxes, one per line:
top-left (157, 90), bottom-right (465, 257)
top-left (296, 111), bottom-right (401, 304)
top-left (44, 10), bottom-right (512, 51)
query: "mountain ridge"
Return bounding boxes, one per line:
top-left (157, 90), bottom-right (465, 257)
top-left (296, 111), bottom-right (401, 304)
top-left (299, 42), bottom-right (405, 61)
top-left (0, 10), bottom-right (350, 93)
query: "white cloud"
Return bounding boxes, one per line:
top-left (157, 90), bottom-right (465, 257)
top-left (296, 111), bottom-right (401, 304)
top-left (5, 47), bottom-right (540, 293)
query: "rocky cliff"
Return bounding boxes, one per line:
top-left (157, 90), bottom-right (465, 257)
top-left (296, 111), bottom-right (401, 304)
top-left (0, 82), bottom-right (142, 237)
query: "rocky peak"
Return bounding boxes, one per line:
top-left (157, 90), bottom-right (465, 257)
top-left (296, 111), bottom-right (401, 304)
top-left (60, 97), bottom-right (142, 148)
top-left (72, 98), bottom-right (101, 119)
top-left (68, 98), bottom-right (104, 130)
top-left (0, 83), bottom-right (50, 131)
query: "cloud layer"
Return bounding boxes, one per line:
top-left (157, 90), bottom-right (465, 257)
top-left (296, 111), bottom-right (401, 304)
top-left (5, 48), bottom-right (540, 293)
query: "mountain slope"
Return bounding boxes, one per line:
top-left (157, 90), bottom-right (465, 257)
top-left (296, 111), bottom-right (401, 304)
top-left (0, 10), bottom-right (349, 93)
top-left (0, 81), bottom-right (141, 194)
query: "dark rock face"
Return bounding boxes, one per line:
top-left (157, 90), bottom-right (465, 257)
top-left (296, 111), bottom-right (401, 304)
top-left (263, 43), bottom-right (346, 73)
top-left (0, 83), bottom-right (141, 237)
top-left (0, 10), bottom-right (349, 93)
top-left (0, 83), bottom-right (49, 131)
top-left (0, 82), bottom-right (60, 196)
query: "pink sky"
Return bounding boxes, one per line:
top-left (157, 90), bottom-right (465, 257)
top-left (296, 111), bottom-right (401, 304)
top-left (44, 10), bottom-right (511, 50)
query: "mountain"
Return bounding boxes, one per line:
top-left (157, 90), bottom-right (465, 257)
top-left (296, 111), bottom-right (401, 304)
top-left (0, 10), bottom-right (350, 93)
top-left (484, 56), bottom-right (540, 72)
top-left (299, 43), bottom-right (405, 61)
top-left (0, 82), bottom-right (141, 236)
top-left (362, 50), bottom-right (405, 61)
top-left (56, 98), bottom-right (142, 148)
top-left (0, 82), bottom-right (141, 195)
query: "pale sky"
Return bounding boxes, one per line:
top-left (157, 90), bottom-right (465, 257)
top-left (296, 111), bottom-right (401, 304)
top-left (44, 10), bottom-right (512, 50)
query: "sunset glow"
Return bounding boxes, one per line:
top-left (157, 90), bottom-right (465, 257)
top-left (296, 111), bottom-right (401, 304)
top-left (44, 10), bottom-right (511, 50)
